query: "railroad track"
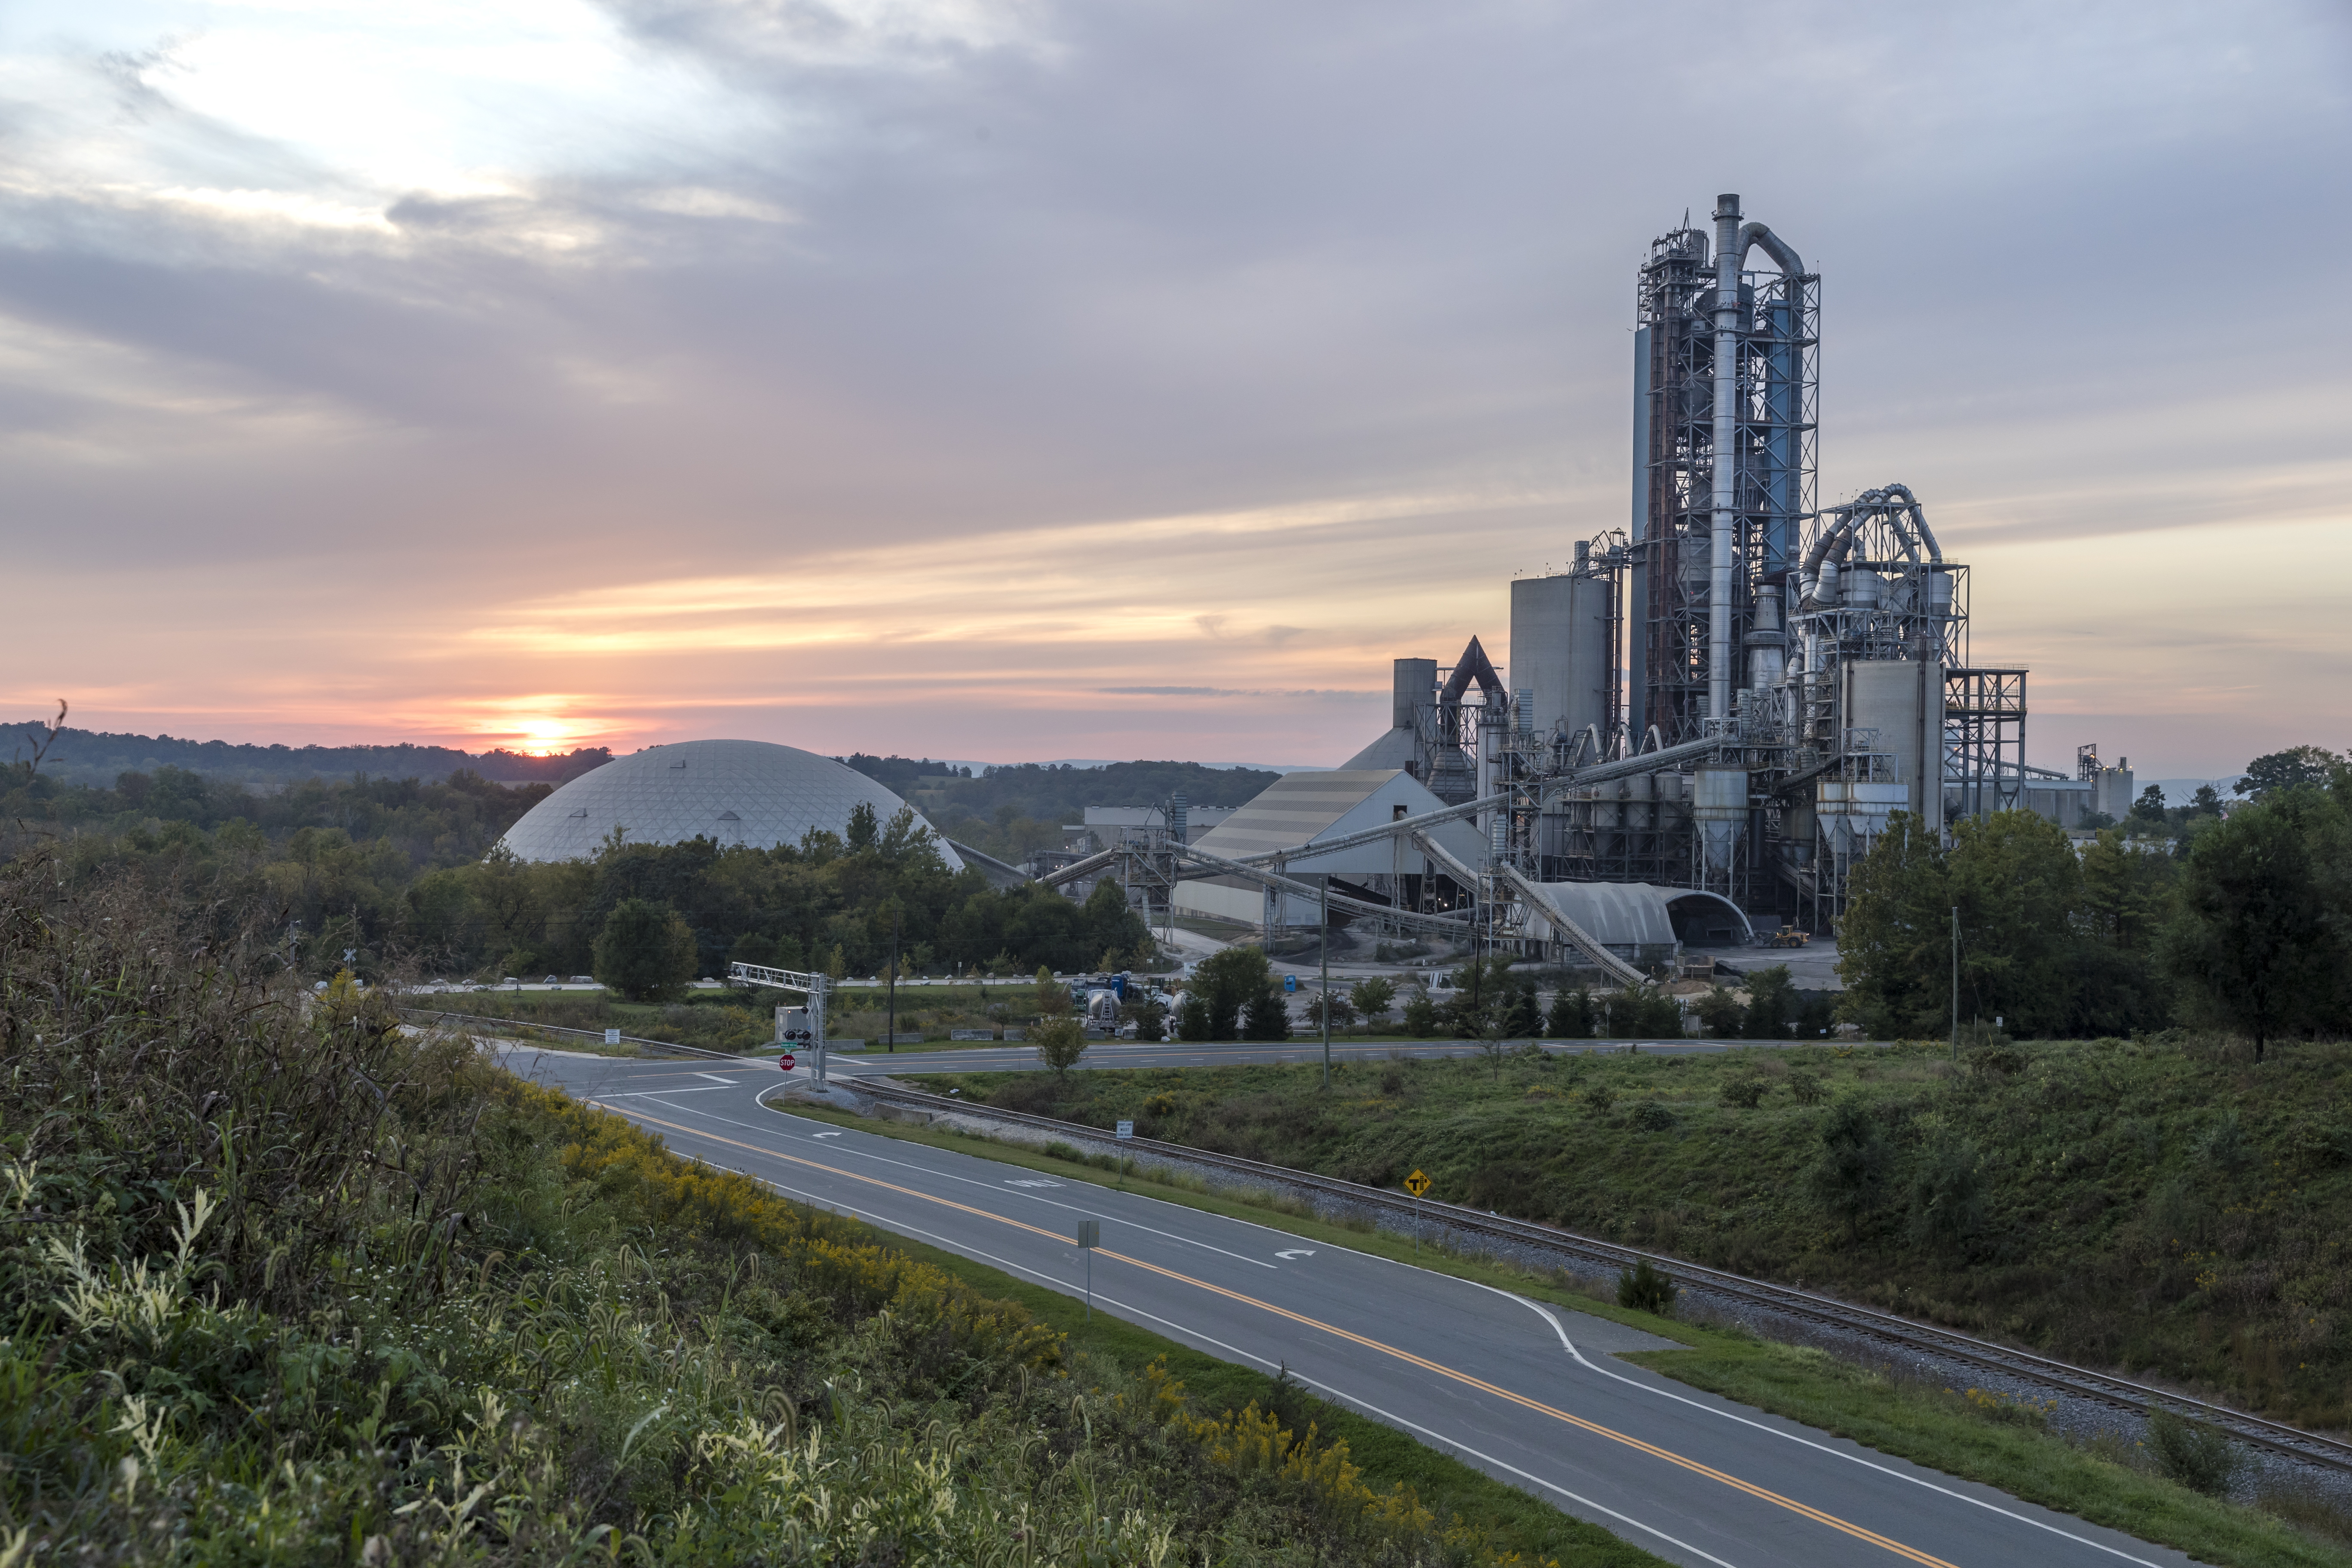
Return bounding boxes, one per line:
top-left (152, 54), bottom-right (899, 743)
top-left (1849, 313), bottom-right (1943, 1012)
top-left (855, 1076), bottom-right (2352, 1474)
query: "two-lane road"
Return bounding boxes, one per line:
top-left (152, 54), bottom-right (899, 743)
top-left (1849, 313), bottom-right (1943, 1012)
top-left (508, 1051), bottom-right (2187, 1568)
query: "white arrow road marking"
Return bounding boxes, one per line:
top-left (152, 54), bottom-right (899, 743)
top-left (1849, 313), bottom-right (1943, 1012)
top-left (695, 1073), bottom-right (740, 1084)
top-left (1004, 1178), bottom-right (1062, 1188)
top-left (812, 1131), bottom-right (843, 1139)
top-left (1275, 1249), bottom-right (1316, 1260)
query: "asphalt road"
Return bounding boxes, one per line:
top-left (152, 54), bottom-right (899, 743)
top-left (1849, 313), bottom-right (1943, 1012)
top-left (505, 1049), bottom-right (2189, 1568)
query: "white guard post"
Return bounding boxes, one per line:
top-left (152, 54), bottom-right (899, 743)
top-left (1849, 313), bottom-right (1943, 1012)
top-left (728, 962), bottom-right (831, 1085)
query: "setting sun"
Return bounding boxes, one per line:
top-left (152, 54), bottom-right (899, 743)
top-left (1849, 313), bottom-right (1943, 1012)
top-left (514, 719), bottom-right (577, 755)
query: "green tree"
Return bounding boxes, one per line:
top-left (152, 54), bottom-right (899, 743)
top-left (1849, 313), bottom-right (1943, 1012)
top-left (1402, 995), bottom-right (1439, 1038)
top-left (1175, 992), bottom-right (1212, 1041)
top-left (2233, 745), bottom-right (2343, 801)
top-left (1546, 986), bottom-right (1593, 1040)
top-left (2074, 828), bottom-right (2178, 1034)
top-left (1304, 991), bottom-right (1357, 1031)
top-left (1947, 809), bottom-right (2087, 1038)
top-left (1741, 964), bottom-right (1797, 1039)
top-left (1191, 946), bottom-right (1280, 1041)
top-left (1348, 975), bottom-right (1396, 1030)
top-left (1242, 986), bottom-right (1292, 1041)
top-left (1693, 986), bottom-right (1744, 1038)
top-left (592, 897), bottom-right (698, 1001)
top-left (2166, 790), bottom-right (2352, 1060)
top-left (1034, 964), bottom-right (1070, 1017)
top-left (2130, 783), bottom-right (2168, 824)
top-left (1840, 808), bottom-right (2093, 1038)
top-left (1834, 812), bottom-right (1952, 1037)
top-left (1033, 1015), bottom-right (1088, 1077)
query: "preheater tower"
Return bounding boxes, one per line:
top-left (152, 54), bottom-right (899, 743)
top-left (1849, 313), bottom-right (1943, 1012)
top-left (1628, 195), bottom-right (1816, 747)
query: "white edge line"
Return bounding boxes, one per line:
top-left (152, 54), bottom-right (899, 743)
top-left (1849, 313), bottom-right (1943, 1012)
top-left (658, 1147), bottom-right (1743, 1568)
top-left (727, 1085), bottom-right (1281, 1268)
top-left (1469, 1282), bottom-right (2170, 1568)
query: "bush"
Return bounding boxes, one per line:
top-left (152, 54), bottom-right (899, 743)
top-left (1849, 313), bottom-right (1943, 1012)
top-left (1617, 1257), bottom-right (1677, 1315)
top-left (1906, 1135), bottom-right (1987, 1252)
top-left (2146, 1409), bottom-right (2241, 1496)
top-left (1719, 1073), bottom-right (1769, 1109)
top-left (1402, 996), bottom-right (1439, 1038)
top-left (1786, 1066), bottom-right (1828, 1106)
top-left (1631, 1099), bottom-right (1677, 1132)
top-left (1809, 1094), bottom-right (1891, 1234)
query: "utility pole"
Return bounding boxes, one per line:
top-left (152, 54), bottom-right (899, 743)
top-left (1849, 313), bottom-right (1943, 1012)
top-left (1950, 905), bottom-right (1960, 1062)
top-left (888, 906), bottom-right (900, 1054)
top-left (1320, 879), bottom-right (1332, 1090)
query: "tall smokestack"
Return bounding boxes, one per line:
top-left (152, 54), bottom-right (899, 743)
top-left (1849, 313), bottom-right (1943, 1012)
top-left (1709, 192), bottom-right (1742, 724)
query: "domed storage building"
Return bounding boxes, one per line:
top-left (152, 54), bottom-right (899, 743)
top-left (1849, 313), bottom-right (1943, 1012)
top-left (496, 738), bottom-right (962, 868)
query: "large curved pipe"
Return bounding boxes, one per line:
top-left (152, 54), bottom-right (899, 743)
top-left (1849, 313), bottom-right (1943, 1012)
top-left (1877, 482), bottom-right (1942, 563)
top-left (1736, 221), bottom-right (1804, 279)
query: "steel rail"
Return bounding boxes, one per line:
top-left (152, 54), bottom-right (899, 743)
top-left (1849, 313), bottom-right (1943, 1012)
top-left (849, 1076), bottom-right (2352, 1473)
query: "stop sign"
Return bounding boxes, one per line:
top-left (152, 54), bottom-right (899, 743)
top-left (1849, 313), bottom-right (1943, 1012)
top-left (778, 1053), bottom-right (796, 1071)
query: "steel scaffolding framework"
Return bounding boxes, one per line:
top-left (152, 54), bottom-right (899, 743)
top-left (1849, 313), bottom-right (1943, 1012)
top-left (1945, 668), bottom-right (2028, 822)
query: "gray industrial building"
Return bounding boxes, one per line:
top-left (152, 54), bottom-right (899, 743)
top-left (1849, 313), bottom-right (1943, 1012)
top-left (1040, 193), bottom-right (2135, 968)
top-left (1334, 194), bottom-right (2119, 932)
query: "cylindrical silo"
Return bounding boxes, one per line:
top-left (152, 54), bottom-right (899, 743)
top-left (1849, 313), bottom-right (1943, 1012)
top-left (1694, 767), bottom-right (1747, 880)
top-left (1393, 658), bottom-right (1437, 730)
top-left (1621, 770), bottom-right (1654, 830)
top-left (1510, 575), bottom-right (1613, 743)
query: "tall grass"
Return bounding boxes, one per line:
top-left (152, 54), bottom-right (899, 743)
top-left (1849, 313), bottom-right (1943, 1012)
top-left (0, 858), bottom-right (1556, 1565)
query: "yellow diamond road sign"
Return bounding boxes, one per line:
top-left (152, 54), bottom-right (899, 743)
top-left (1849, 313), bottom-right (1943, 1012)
top-left (1404, 1169), bottom-right (1430, 1197)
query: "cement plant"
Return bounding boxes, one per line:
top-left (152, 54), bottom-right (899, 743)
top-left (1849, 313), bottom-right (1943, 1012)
top-left (1035, 194), bottom-right (2139, 980)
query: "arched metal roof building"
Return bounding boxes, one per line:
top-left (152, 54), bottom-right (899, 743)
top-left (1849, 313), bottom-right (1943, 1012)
top-left (496, 739), bottom-right (962, 868)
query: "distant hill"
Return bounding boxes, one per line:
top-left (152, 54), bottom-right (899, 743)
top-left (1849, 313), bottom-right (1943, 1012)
top-left (0, 721), bottom-right (609, 788)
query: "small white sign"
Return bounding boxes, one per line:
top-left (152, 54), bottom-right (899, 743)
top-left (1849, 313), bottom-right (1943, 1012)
top-left (604, 1028), bottom-right (621, 1044)
top-left (1115, 1120), bottom-right (1134, 1140)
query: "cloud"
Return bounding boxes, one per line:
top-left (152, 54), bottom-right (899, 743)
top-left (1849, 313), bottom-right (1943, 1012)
top-left (0, 0), bottom-right (2348, 775)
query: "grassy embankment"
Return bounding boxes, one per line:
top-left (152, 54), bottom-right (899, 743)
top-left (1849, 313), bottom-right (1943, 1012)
top-left (0, 868), bottom-right (1653, 1565)
top-left (917, 1037), bottom-right (2352, 1428)
top-left (778, 1094), bottom-right (2352, 1566)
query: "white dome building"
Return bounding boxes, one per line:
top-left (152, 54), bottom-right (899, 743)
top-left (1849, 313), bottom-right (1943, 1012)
top-left (496, 739), bottom-right (963, 868)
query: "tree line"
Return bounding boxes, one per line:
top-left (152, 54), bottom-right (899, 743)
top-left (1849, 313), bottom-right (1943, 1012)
top-left (2, 761), bottom-right (1152, 984)
top-left (1838, 746), bottom-right (2352, 1052)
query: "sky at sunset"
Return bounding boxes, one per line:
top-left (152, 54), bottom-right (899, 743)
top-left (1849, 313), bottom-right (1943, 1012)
top-left (3, 1), bottom-right (2348, 775)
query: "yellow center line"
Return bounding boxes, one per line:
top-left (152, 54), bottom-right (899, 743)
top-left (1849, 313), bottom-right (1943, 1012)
top-left (609, 1102), bottom-right (1959, 1568)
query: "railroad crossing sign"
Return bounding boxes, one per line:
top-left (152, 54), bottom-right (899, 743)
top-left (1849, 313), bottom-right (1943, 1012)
top-left (778, 1053), bottom-right (796, 1071)
top-left (1404, 1169), bottom-right (1431, 1197)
